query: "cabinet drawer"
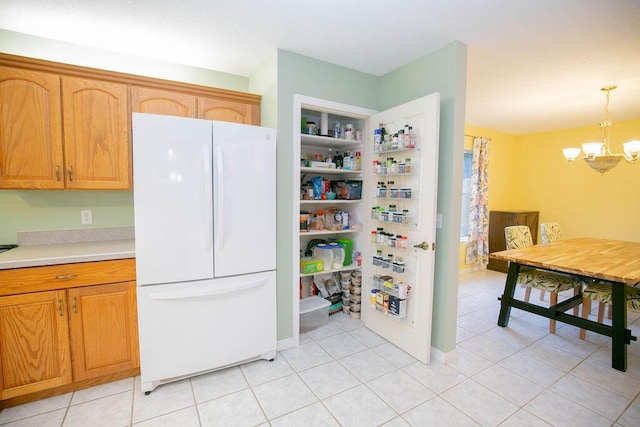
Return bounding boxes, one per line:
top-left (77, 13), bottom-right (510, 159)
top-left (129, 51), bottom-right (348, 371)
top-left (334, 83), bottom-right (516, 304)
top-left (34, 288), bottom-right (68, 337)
top-left (0, 259), bottom-right (136, 296)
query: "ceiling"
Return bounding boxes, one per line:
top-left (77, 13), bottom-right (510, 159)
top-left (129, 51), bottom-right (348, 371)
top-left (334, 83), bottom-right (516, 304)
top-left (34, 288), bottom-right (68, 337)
top-left (1, 0), bottom-right (639, 134)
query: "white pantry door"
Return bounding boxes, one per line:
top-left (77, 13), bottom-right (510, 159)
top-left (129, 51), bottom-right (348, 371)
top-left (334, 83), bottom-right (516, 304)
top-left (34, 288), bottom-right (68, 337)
top-left (364, 93), bottom-right (440, 364)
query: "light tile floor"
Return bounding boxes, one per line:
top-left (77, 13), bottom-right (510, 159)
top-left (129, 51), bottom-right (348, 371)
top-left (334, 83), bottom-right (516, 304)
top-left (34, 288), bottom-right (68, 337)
top-left (2, 269), bottom-right (640, 426)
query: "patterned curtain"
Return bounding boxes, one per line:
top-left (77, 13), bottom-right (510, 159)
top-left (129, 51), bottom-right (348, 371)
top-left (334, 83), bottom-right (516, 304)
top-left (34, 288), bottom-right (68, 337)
top-left (465, 137), bottom-right (490, 265)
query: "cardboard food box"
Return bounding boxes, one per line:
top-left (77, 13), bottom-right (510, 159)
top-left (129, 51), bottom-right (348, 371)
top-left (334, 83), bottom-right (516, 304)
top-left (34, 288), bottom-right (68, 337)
top-left (300, 257), bottom-right (324, 274)
top-left (389, 295), bottom-right (407, 316)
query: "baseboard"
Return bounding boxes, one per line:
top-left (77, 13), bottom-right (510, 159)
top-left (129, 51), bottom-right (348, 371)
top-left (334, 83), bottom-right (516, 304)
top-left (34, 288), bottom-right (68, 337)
top-left (277, 337), bottom-right (296, 352)
top-left (431, 346), bottom-right (458, 364)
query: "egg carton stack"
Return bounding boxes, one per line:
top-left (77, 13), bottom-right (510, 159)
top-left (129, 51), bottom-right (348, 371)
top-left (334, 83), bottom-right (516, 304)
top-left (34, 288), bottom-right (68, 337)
top-left (350, 271), bottom-right (362, 319)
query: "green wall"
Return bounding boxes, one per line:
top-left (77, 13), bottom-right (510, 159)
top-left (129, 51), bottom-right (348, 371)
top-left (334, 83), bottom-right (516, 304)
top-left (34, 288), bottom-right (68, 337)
top-left (0, 191), bottom-right (134, 243)
top-left (274, 50), bottom-right (379, 340)
top-left (380, 42), bottom-right (468, 353)
top-left (0, 30), bottom-right (248, 91)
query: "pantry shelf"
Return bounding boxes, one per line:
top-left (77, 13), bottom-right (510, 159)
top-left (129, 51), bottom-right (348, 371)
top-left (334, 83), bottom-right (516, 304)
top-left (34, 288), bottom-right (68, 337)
top-left (300, 229), bottom-right (360, 237)
top-left (300, 167), bottom-right (362, 175)
top-left (299, 263), bottom-right (361, 278)
top-left (301, 134), bottom-right (363, 149)
top-left (300, 199), bottom-right (362, 205)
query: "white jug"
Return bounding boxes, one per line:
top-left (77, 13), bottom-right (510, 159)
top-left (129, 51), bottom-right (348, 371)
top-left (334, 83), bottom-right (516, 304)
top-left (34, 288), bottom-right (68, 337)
top-left (313, 244), bottom-right (333, 271)
top-left (328, 243), bottom-right (345, 270)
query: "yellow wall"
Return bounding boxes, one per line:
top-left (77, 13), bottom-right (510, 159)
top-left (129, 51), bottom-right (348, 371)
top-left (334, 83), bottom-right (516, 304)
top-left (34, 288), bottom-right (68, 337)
top-left (459, 118), bottom-right (640, 270)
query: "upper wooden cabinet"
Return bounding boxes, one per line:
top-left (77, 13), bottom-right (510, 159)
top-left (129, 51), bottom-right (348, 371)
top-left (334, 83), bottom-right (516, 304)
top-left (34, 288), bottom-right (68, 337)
top-left (132, 87), bottom-right (259, 125)
top-left (131, 86), bottom-right (196, 118)
top-left (62, 77), bottom-right (131, 190)
top-left (0, 53), bottom-right (261, 190)
top-left (0, 67), bottom-right (65, 189)
top-left (198, 97), bottom-right (259, 124)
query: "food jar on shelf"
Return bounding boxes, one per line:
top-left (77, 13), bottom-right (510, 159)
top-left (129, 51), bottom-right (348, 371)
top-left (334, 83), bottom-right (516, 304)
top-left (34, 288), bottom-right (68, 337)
top-left (400, 187), bottom-right (412, 199)
top-left (387, 235), bottom-right (396, 248)
top-left (404, 158), bottom-right (412, 173)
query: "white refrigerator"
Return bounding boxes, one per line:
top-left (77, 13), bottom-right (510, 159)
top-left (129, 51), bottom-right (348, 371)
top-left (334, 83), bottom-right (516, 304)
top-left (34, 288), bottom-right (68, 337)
top-left (132, 113), bottom-right (276, 393)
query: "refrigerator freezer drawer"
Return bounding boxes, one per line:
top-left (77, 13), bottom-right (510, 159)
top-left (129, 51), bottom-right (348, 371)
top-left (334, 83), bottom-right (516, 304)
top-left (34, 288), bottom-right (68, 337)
top-left (136, 271), bottom-right (276, 392)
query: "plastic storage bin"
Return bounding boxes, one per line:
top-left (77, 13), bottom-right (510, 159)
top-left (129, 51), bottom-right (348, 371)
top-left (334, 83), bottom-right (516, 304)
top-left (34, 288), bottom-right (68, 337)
top-left (299, 296), bottom-right (331, 333)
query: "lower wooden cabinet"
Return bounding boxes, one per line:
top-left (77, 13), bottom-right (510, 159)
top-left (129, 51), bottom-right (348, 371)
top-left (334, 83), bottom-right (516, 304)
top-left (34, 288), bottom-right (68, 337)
top-left (0, 290), bottom-right (72, 400)
top-left (67, 282), bottom-right (139, 382)
top-left (0, 260), bottom-right (139, 406)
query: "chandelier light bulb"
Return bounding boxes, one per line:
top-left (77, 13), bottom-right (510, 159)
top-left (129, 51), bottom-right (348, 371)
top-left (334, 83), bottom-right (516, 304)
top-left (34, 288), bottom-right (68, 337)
top-left (562, 85), bottom-right (638, 174)
top-left (582, 142), bottom-right (604, 157)
top-left (562, 147), bottom-right (581, 161)
top-left (623, 140), bottom-right (640, 158)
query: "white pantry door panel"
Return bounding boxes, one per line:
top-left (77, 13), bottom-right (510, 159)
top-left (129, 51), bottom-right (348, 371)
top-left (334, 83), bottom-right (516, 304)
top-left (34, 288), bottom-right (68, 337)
top-left (364, 93), bottom-right (440, 363)
top-left (212, 121), bottom-right (276, 277)
top-left (133, 113), bottom-right (214, 285)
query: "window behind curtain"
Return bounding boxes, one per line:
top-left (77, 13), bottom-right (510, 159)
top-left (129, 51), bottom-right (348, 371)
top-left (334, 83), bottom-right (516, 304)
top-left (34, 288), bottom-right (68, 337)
top-left (460, 150), bottom-right (473, 240)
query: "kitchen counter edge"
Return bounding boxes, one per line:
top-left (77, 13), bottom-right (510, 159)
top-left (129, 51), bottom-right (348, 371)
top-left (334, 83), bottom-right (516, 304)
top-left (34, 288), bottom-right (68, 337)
top-left (0, 240), bottom-right (135, 270)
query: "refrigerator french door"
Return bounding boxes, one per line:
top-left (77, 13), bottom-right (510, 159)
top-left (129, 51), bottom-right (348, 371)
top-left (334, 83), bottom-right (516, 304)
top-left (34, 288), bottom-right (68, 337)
top-left (132, 113), bottom-right (276, 393)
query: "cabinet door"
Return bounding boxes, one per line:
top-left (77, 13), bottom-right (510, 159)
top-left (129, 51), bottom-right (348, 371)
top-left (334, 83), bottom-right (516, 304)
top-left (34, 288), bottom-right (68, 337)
top-left (131, 86), bottom-right (196, 118)
top-left (61, 77), bottom-right (131, 189)
top-left (197, 97), bottom-right (259, 125)
top-left (67, 282), bottom-right (139, 381)
top-left (0, 290), bottom-right (72, 400)
top-left (0, 67), bottom-right (64, 189)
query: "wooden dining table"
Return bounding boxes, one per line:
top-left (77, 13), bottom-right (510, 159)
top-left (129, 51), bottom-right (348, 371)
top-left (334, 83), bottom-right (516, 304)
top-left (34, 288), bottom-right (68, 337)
top-left (490, 237), bottom-right (640, 372)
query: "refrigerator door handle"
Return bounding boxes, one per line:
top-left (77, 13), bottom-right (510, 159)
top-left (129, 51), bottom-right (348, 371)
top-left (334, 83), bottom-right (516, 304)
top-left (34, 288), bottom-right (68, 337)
top-left (148, 278), bottom-right (268, 301)
top-left (203, 144), bottom-right (213, 252)
top-left (215, 145), bottom-right (224, 250)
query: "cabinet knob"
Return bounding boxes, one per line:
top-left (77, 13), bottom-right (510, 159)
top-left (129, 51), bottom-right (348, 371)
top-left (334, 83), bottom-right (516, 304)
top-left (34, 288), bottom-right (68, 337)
top-left (72, 296), bottom-right (77, 314)
top-left (57, 298), bottom-right (64, 317)
top-left (68, 165), bottom-right (73, 181)
top-left (56, 164), bottom-right (61, 181)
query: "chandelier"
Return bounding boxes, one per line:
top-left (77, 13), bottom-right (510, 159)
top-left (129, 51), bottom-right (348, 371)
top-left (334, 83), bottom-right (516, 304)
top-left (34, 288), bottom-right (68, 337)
top-left (562, 85), bottom-right (640, 174)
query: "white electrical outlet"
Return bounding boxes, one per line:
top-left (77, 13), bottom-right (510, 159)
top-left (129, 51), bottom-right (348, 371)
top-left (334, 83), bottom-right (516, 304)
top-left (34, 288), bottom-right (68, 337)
top-left (81, 210), bottom-right (93, 225)
top-left (436, 213), bottom-right (443, 229)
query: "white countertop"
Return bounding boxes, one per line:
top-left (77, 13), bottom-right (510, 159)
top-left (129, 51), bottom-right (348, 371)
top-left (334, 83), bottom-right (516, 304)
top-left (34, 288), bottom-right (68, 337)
top-left (0, 239), bottom-right (135, 269)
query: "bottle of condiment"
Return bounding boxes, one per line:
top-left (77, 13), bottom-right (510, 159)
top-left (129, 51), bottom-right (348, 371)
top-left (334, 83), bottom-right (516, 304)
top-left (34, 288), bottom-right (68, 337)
top-left (380, 125), bottom-right (387, 148)
top-left (355, 152), bottom-right (361, 171)
top-left (326, 148), bottom-right (332, 164)
top-left (336, 151), bottom-right (343, 169)
top-left (343, 151), bottom-right (352, 170)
